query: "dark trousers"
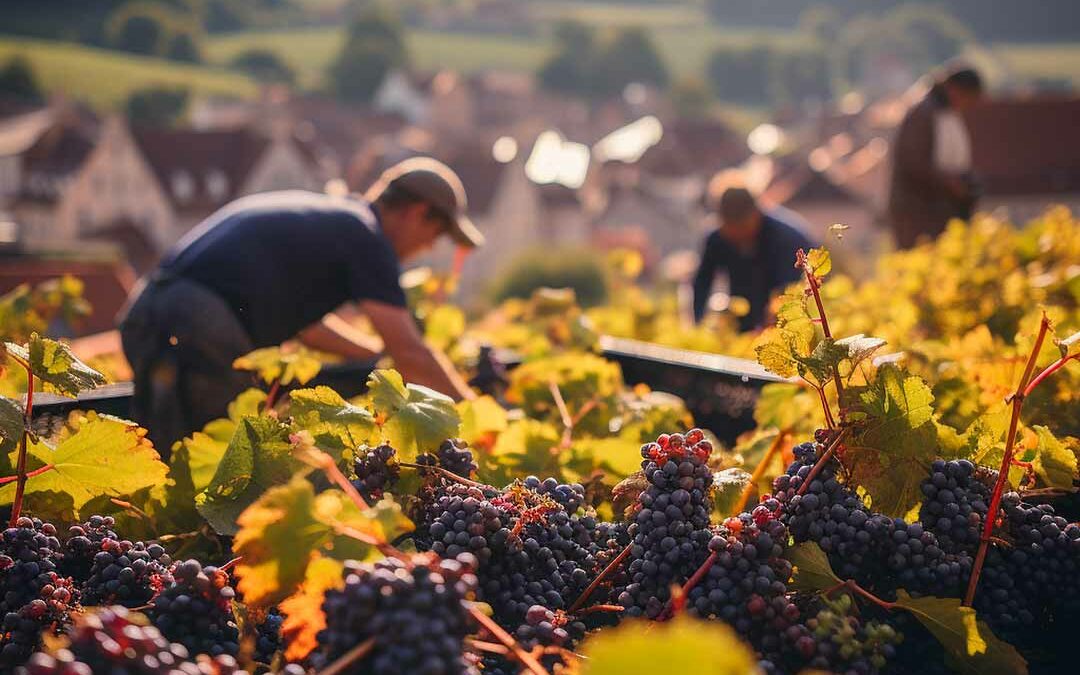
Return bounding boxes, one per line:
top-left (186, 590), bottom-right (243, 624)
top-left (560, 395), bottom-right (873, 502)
top-left (119, 275), bottom-right (253, 458)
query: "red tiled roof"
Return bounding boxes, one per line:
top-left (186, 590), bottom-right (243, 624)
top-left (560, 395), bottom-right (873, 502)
top-left (763, 166), bottom-right (862, 206)
top-left (132, 127), bottom-right (270, 213)
top-left (966, 96), bottom-right (1080, 196)
top-left (0, 259), bottom-right (135, 337)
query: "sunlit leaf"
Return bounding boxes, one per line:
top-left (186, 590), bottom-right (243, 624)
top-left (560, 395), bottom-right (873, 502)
top-left (1030, 425), bottom-right (1078, 490)
top-left (233, 345), bottom-right (322, 386)
top-left (806, 247), bottom-right (832, 279)
top-left (0, 394), bottom-right (23, 456)
top-left (0, 414), bottom-right (168, 518)
top-left (712, 468), bottom-right (751, 516)
top-left (786, 542), bottom-right (842, 593)
top-left (290, 386), bottom-right (376, 453)
top-left (424, 304), bottom-right (466, 351)
top-left (367, 369), bottom-right (460, 460)
top-left (280, 555), bottom-right (345, 661)
top-left (580, 615), bottom-right (757, 675)
top-left (4, 333), bottom-right (106, 398)
top-left (893, 591), bottom-right (1027, 675)
top-left (457, 395), bottom-right (508, 446)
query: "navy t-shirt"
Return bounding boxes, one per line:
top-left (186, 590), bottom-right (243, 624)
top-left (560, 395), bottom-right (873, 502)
top-left (692, 212), bottom-right (815, 331)
top-left (161, 190), bottom-right (406, 348)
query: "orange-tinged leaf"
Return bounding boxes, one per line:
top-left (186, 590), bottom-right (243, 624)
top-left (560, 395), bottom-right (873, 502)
top-left (280, 555), bottom-right (344, 661)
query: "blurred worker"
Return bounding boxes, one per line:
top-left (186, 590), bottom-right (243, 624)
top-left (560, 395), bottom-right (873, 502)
top-left (119, 157), bottom-right (481, 452)
top-left (692, 179), bottom-right (815, 332)
top-left (888, 64), bottom-right (985, 249)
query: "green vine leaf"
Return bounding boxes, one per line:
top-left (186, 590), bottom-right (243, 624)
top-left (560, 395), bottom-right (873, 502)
top-left (754, 294), bottom-right (816, 379)
top-left (0, 414), bottom-right (168, 518)
top-left (290, 386), bottom-right (376, 455)
top-left (4, 333), bottom-right (106, 398)
top-left (0, 394), bottom-right (23, 456)
top-left (806, 247), bottom-right (832, 279)
top-left (195, 416), bottom-right (301, 535)
top-left (233, 345), bottom-right (321, 387)
top-left (579, 615), bottom-right (757, 675)
top-left (457, 395), bottom-right (508, 446)
top-left (786, 541), bottom-right (842, 593)
top-left (367, 369), bottom-right (460, 461)
top-left (1030, 425), bottom-right (1078, 489)
top-left (893, 591), bottom-right (1028, 675)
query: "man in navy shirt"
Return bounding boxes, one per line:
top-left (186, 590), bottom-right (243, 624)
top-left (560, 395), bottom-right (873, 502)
top-left (120, 157), bottom-right (481, 451)
top-left (692, 184), bottom-right (814, 332)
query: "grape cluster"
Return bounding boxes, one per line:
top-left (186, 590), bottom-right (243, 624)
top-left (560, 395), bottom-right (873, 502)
top-left (254, 609), bottom-right (285, 665)
top-left (618, 429), bottom-right (714, 618)
top-left (351, 444), bottom-right (399, 500)
top-left (81, 538), bottom-right (173, 608)
top-left (148, 561), bottom-right (239, 659)
top-left (16, 606), bottom-right (248, 675)
top-left (800, 595), bottom-right (901, 673)
top-left (918, 460), bottom-right (991, 555)
top-left (314, 552), bottom-right (479, 675)
top-left (421, 439), bottom-right (478, 479)
top-left (60, 516), bottom-right (118, 581)
top-left (522, 476), bottom-right (585, 513)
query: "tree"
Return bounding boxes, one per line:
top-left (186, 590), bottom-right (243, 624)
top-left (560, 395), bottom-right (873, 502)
top-left (167, 31), bottom-right (202, 63)
top-left (0, 57), bottom-right (44, 104)
top-left (706, 43), bottom-right (772, 105)
top-left (126, 86), bottom-right (190, 127)
top-left (231, 49), bottom-right (296, 85)
top-left (770, 42), bottom-right (832, 106)
top-left (595, 27), bottom-right (670, 96)
top-left (327, 5), bottom-right (409, 103)
top-left (107, 4), bottom-right (169, 56)
top-left (538, 21), bottom-right (596, 96)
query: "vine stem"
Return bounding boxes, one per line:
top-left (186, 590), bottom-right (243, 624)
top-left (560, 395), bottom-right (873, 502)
top-left (399, 462), bottom-right (493, 490)
top-left (0, 463), bottom-right (53, 486)
top-left (315, 637), bottom-right (376, 675)
top-left (568, 542), bottom-right (633, 614)
top-left (826, 579), bottom-right (896, 611)
top-left (573, 603), bottom-right (624, 617)
top-left (331, 522), bottom-right (403, 558)
top-left (219, 556), bottom-right (242, 573)
top-left (660, 550), bottom-right (719, 620)
top-left (811, 382), bottom-right (836, 429)
top-left (468, 605), bottom-right (549, 675)
top-left (265, 378), bottom-right (282, 410)
top-left (795, 427), bottom-right (850, 497)
top-left (10, 359), bottom-right (33, 526)
top-left (733, 431), bottom-right (791, 515)
top-left (1023, 353), bottom-right (1079, 397)
top-left (964, 315), bottom-right (1050, 607)
top-left (796, 249), bottom-right (844, 419)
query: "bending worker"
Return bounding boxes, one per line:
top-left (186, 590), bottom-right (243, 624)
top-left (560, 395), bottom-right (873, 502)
top-left (692, 180), bottom-right (814, 332)
top-left (119, 157), bottom-right (479, 451)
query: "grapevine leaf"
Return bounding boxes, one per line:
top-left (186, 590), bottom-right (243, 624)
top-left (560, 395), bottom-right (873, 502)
top-left (233, 345), bottom-right (322, 386)
top-left (835, 334), bottom-right (888, 371)
top-left (754, 295), bottom-right (817, 379)
top-left (1056, 329), bottom-right (1080, 359)
top-left (280, 555), bottom-right (345, 662)
top-left (612, 471), bottom-right (647, 520)
top-left (234, 475), bottom-right (326, 610)
top-left (796, 338), bottom-right (848, 383)
top-left (0, 415), bottom-right (168, 517)
top-left (290, 386), bottom-right (376, 453)
top-left (489, 418), bottom-right (562, 481)
top-left (893, 591), bottom-right (1028, 675)
top-left (580, 615), bottom-right (757, 675)
top-left (184, 433), bottom-right (229, 493)
top-left (195, 416), bottom-right (299, 535)
top-left (0, 394), bottom-right (23, 456)
top-left (575, 435), bottom-right (642, 480)
top-left (457, 395), bottom-right (508, 446)
top-left (424, 304), bottom-right (466, 351)
top-left (5, 333), bottom-right (106, 398)
top-left (712, 467), bottom-right (751, 516)
top-left (754, 338), bottom-right (800, 379)
top-left (316, 493), bottom-right (413, 562)
top-left (849, 365), bottom-right (939, 516)
top-left (753, 383), bottom-right (820, 434)
top-left (806, 247), bottom-right (832, 279)
top-left (786, 542), bottom-right (842, 593)
top-left (368, 369), bottom-right (460, 460)
top-left (1031, 425), bottom-right (1078, 489)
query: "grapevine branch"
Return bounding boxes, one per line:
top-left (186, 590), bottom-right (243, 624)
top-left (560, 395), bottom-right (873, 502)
top-left (548, 379), bottom-right (599, 452)
top-left (0, 463), bottom-right (52, 485)
top-left (568, 542), bottom-right (634, 614)
top-left (796, 249), bottom-right (844, 420)
top-left (660, 550), bottom-right (719, 620)
top-left (732, 431), bottom-right (791, 515)
top-left (315, 637), bottom-right (376, 675)
top-left (795, 427), bottom-right (850, 497)
top-left (468, 605), bottom-right (549, 675)
top-left (399, 462), bottom-right (494, 490)
top-left (9, 353), bottom-right (33, 526)
top-left (265, 377), bottom-right (283, 410)
top-left (826, 579), bottom-right (896, 612)
top-left (964, 315), bottom-right (1060, 607)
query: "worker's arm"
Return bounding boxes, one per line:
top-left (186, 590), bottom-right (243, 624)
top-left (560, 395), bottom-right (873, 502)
top-left (298, 313), bottom-right (383, 361)
top-left (691, 234), bottom-right (722, 323)
top-left (360, 299), bottom-right (475, 401)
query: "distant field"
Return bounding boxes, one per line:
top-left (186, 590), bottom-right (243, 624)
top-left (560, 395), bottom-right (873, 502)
top-left (994, 43), bottom-right (1080, 85)
top-left (0, 37), bottom-right (259, 110)
top-left (531, 1), bottom-right (704, 28)
top-left (206, 28), bottom-right (552, 88)
top-left (204, 23), bottom-right (790, 87)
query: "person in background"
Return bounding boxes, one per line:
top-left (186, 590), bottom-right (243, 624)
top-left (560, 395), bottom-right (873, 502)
top-left (119, 157), bottom-right (481, 452)
top-left (692, 179), bottom-right (815, 332)
top-left (888, 64), bottom-right (985, 249)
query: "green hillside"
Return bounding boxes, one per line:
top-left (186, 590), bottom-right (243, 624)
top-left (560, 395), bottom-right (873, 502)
top-left (0, 36), bottom-right (259, 110)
